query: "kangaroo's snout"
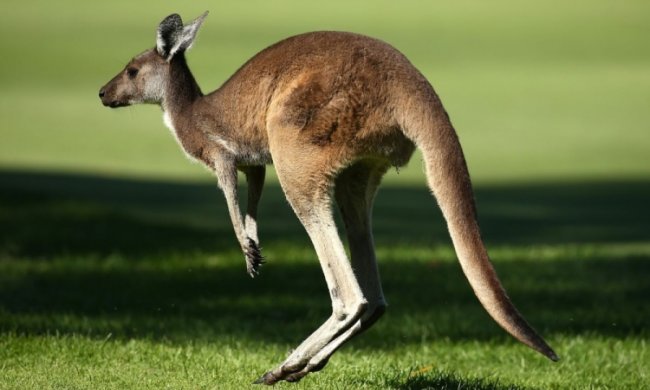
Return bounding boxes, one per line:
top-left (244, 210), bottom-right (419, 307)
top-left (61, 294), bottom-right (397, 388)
top-left (99, 84), bottom-right (130, 108)
top-left (98, 85), bottom-right (113, 107)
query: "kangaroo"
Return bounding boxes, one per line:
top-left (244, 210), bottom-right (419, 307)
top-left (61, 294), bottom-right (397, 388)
top-left (99, 11), bottom-right (558, 385)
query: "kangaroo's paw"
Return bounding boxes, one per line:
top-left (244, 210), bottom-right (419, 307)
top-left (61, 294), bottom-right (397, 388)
top-left (245, 238), bottom-right (265, 277)
top-left (253, 360), bottom-right (309, 385)
top-left (253, 305), bottom-right (369, 385)
top-left (253, 354), bottom-right (332, 385)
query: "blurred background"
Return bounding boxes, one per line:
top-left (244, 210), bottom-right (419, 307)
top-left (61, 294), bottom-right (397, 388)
top-left (2, 0), bottom-right (648, 183)
top-left (1, 1), bottom-right (649, 388)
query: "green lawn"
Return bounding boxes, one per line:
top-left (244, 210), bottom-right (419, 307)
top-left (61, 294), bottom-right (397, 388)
top-left (1, 1), bottom-right (649, 389)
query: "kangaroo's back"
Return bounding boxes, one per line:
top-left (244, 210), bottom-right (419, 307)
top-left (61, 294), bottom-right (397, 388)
top-left (211, 32), bottom-right (435, 170)
top-left (220, 31), bottom-right (417, 96)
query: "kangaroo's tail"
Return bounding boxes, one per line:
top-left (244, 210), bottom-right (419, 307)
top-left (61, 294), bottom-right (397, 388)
top-left (398, 89), bottom-right (558, 361)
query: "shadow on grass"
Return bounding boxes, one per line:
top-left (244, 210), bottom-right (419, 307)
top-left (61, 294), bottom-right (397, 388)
top-left (388, 370), bottom-right (530, 390)
top-left (0, 169), bottom-right (649, 346)
top-left (2, 170), bottom-right (649, 257)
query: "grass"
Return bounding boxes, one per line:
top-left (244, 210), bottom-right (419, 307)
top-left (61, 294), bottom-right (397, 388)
top-left (1, 172), bottom-right (648, 389)
top-left (1, 0), bottom-right (649, 389)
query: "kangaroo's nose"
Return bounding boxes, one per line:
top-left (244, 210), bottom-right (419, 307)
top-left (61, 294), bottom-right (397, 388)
top-left (99, 88), bottom-right (105, 98)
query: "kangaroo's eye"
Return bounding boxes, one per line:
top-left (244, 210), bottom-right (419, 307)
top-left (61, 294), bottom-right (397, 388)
top-left (127, 67), bottom-right (139, 79)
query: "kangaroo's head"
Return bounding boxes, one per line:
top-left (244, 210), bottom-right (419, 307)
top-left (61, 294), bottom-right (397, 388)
top-left (99, 12), bottom-right (208, 108)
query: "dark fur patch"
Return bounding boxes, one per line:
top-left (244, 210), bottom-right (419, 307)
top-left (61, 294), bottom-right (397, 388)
top-left (283, 79), bottom-right (328, 129)
top-left (310, 121), bottom-right (338, 146)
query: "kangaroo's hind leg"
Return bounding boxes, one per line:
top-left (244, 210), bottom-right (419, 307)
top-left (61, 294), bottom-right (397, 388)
top-left (255, 141), bottom-right (372, 385)
top-left (335, 160), bottom-right (390, 330)
top-left (282, 160), bottom-right (390, 382)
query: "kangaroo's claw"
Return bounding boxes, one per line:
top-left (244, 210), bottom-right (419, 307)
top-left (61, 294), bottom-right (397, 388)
top-left (245, 238), bottom-right (265, 277)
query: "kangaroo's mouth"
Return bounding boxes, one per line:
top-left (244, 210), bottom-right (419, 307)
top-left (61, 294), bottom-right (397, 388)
top-left (103, 100), bottom-right (130, 108)
top-left (110, 101), bottom-right (130, 108)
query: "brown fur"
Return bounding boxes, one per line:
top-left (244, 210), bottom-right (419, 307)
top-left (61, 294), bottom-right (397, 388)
top-left (100, 14), bottom-right (557, 385)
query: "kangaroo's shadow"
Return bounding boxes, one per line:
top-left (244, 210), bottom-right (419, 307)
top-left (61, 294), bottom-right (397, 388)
top-left (387, 370), bottom-right (533, 390)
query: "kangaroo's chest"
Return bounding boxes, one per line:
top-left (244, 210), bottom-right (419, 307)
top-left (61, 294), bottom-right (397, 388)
top-left (163, 111), bottom-right (272, 168)
top-left (163, 111), bottom-right (214, 166)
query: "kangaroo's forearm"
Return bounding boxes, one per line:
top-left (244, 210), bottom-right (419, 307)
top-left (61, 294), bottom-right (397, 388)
top-left (214, 158), bottom-right (246, 245)
top-left (214, 158), bottom-right (265, 277)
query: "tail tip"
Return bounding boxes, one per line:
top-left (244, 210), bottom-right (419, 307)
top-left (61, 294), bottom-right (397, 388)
top-left (542, 347), bottom-right (560, 362)
top-left (531, 340), bottom-right (559, 362)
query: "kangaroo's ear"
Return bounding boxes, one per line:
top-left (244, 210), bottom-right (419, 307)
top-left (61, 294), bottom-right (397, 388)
top-left (156, 11), bottom-right (208, 61)
top-left (156, 13), bottom-right (183, 59)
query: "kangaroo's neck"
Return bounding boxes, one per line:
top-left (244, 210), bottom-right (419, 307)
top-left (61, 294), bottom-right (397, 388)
top-left (158, 53), bottom-right (271, 167)
top-left (163, 53), bottom-right (203, 115)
